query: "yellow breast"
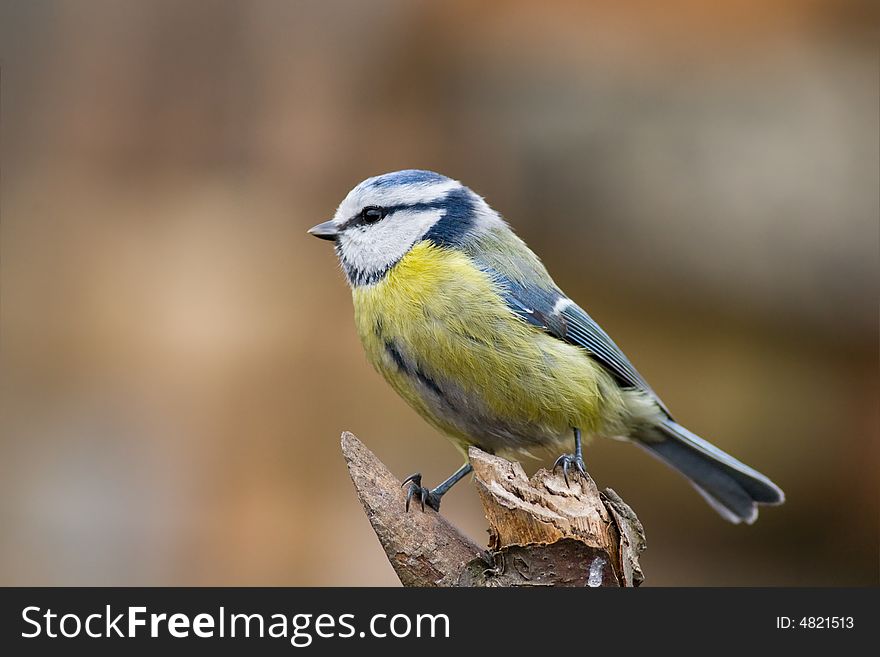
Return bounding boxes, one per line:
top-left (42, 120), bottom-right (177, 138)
top-left (351, 242), bottom-right (624, 457)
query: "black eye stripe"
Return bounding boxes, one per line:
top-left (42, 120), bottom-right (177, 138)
top-left (340, 205), bottom-right (388, 230)
top-left (339, 200), bottom-right (447, 231)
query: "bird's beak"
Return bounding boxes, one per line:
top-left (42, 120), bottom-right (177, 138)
top-left (307, 220), bottom-right (338, 241)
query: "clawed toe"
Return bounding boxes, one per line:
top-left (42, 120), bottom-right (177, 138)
top-left (553, 453), bottom-right (587, 487)
top-left (401, 472), bottom-right (441, 512)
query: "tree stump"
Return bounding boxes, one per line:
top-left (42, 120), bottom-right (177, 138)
top-left (342, 431), bottom-right (646, 587)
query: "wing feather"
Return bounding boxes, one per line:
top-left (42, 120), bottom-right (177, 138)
top-left (489, 270), bottom-right (671, 417)
top-left (464, 225), bottom-right (671, 416)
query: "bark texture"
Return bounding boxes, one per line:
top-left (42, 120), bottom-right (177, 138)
top-left (342, 431), bottom-right (645, 587)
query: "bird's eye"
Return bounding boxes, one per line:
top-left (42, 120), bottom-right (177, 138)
top-left (361, 206), bottom-right (386, 224)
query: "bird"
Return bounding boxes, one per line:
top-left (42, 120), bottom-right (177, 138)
top-left (309, 169), bottom-right (784, 524)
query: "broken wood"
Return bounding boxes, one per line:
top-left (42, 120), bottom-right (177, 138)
top-left (342, 431), bottom-right (646, 587)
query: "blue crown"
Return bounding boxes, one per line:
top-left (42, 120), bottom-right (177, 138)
top-left (364, 169), bottom-right (451, 190)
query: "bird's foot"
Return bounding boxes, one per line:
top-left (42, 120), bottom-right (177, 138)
top-left (401, 473), bottom-right (442, 512)
top-left (553, 453), bottom-right (587, 487)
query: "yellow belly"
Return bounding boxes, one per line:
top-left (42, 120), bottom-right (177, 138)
top-left (351, 242), bottom-right (626, 458)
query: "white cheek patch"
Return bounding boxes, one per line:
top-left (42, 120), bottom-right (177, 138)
top-left (337, 208), bottom-right (444, 280)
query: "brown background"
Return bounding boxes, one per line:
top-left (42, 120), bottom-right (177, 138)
top-left (1, 0), bottom-right (877, 585)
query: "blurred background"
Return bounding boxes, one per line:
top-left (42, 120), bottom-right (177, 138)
top-left (1, 0), bottom-right (877, 586)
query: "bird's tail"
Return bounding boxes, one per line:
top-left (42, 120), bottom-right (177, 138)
top-left (635, 419), bottom-right (785, 524)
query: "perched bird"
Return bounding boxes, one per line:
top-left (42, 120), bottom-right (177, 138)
top-left (309, 170), bottom-right (784, 523)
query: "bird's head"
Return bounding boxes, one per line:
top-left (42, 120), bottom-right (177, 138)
top-left (309, 170), bottom-right (501, 286)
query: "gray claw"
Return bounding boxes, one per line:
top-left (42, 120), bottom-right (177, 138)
top-left (401, 472), bottom-right (441, 512)
top-left (402, 473), bottom-right (423, 512)
top-left (553, 453), bottom-right (586, 488)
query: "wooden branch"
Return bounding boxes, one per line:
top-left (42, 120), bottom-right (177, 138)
top-left (342, 431), bottom-right (646, 587)
top-left (341, 432), bottom-right (485, 586)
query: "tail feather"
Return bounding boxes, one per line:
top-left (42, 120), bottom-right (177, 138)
top-left (636, 420), bottom-right (785, 524)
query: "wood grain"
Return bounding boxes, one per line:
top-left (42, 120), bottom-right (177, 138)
top-left (342, 431), bottom-right (645, 587)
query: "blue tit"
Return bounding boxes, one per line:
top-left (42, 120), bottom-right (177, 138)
top-left (309, 170), bottom-right (784, 523)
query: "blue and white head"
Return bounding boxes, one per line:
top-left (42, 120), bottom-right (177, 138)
top-left (309, 170), bottom-right (503, 286)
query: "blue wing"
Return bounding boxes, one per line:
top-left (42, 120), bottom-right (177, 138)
top-left (492, 271), bottom-right (672, 417)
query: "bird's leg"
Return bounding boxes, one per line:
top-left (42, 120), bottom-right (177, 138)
top-left (553, 427), bottom-right (587, 487)
top-left (401, 462), bottom-right (473, 512)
